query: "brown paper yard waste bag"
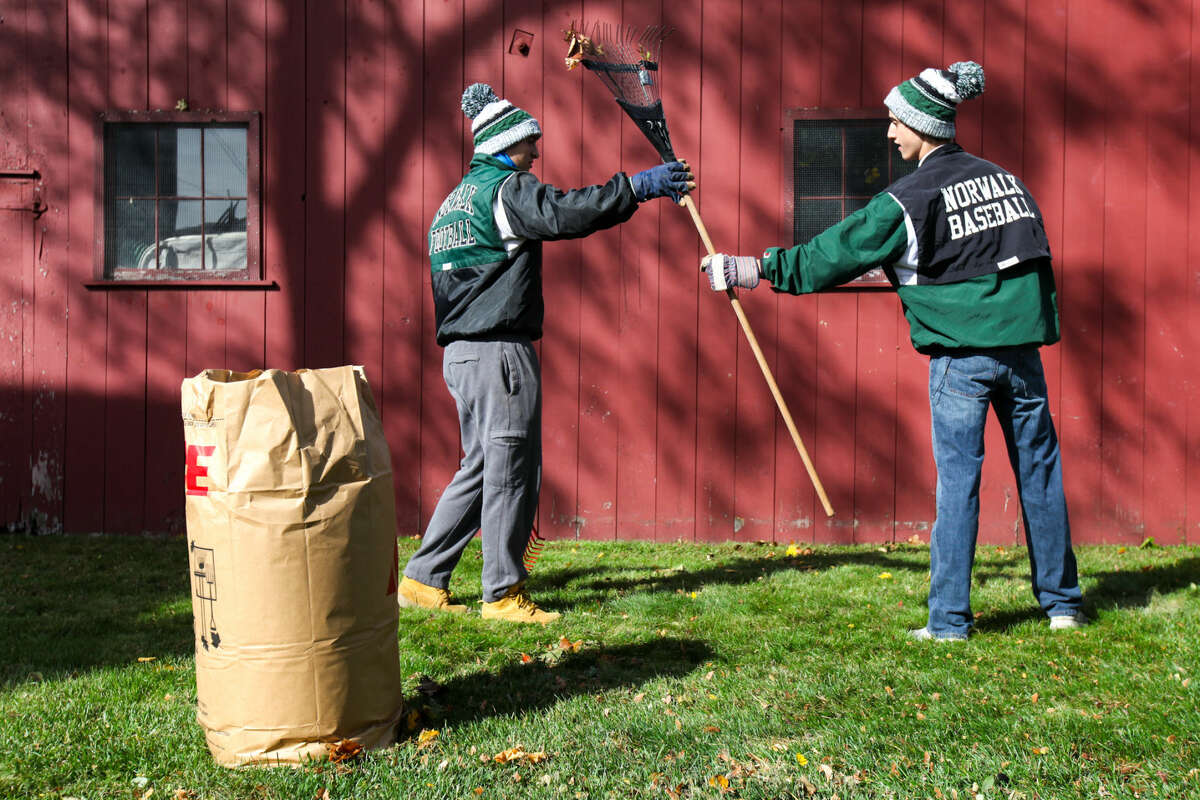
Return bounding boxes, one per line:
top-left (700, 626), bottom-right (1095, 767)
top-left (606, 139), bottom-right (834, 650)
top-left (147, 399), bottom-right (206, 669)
top-left (182, 366), bottom-right (404, 766)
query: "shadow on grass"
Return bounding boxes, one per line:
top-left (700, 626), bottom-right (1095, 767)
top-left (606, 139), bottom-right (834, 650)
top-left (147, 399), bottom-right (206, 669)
top-left (969, 556), bottom-right (1200, 635)
top-left (0, 533), bottom-right (193, 685)
top-left (531, 546), bottom-right (932, 611)
top-left (1085, 557), bottom-right (1200, 610)
top-left (400, 636), bottom-right (712, 735)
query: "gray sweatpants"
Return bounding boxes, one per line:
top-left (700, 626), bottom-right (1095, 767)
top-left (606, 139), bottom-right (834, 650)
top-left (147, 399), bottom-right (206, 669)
top-left (403, 336), bottom-right (541, 602)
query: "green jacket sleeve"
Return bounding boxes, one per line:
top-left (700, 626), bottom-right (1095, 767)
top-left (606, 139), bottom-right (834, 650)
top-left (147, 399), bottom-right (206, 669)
top-left (762, 192), bottom-right (909, 294)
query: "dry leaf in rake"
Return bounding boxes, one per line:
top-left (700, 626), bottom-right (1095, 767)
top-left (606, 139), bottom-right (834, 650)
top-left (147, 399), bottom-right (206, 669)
top-left (562, 22), bottom-right (597, 69)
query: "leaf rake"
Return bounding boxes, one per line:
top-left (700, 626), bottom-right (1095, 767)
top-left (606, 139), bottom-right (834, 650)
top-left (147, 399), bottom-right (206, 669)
top-left (565, 21), bottom-right (834, 517)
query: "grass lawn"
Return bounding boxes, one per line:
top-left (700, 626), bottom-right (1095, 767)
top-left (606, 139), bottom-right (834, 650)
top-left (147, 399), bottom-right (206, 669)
top-left (1, 533), bottom-right (1197, 799)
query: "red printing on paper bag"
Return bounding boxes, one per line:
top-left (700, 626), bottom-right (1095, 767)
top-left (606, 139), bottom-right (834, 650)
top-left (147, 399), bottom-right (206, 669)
top-left (186, 445), bottom-right (216, 496)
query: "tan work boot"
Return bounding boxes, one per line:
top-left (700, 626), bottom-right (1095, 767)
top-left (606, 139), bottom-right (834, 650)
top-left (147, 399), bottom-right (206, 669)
top-left (481, 582), bottom-right (561, 624)
top-left (397, 576), bottom-right (469, 614)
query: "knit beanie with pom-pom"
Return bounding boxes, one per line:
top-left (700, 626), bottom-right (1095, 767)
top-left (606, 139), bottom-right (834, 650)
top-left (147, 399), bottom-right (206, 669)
top-left (884, 61), bottom-right (985, 139)
top-left (461, 82), bottom-right (542, 155)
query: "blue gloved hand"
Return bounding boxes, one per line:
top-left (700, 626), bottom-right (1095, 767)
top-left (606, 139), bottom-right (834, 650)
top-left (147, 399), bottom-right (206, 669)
top-left (630, 161), bottom-right (694, 202)
top-left (701, 253), bottom-right (762, 291)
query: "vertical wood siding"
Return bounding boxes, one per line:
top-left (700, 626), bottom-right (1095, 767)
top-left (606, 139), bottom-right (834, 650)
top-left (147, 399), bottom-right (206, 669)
top-left (1, 0), bottom-right (1197, 546)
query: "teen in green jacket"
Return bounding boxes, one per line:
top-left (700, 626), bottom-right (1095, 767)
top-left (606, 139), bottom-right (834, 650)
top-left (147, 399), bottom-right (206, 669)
top-left (705, 62), bottom-right (1085, 641)
top-left (402, 83), bottom-right (693, 624)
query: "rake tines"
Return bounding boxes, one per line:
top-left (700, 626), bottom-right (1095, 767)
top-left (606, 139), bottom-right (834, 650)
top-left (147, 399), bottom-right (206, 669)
top-left (564, 20), bottom-right (678, 161)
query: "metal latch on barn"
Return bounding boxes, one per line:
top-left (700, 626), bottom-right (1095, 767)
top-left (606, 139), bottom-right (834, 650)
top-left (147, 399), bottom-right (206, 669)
top-left (0, 168), bottom-right (46, 218)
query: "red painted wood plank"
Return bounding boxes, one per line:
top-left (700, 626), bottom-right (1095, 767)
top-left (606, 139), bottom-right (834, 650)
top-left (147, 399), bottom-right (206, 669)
top-left (1141, 5), bottom-right (1190, 546)
top-left (654, 0), bottom-right (703, 542)
top-left (263, 0), bottom-right (306, 371)
top-left (62, 2), bottom-right (108, 533)
top-left (26, 0), bottom-right (71, 532)
top-left (850, 294), bottom-right (898, 543)
top-left (345, 0), bottom-right (386, 389)
top-left (380, 0), bottom-right (424, 535)
top-left (538, 1), bottom-right (586, 540)
top-left (185, 0), bottom-right (230, 380)
top-left (731, 0), bottom-right (782, 543)
top-left (1058, 0), bottom-right (1106, 543)
top-left (418, 0), bottom-right (467, 535)
top-left (102, 0), bottom-right (150, 534)
top-left (0, 197), bottom-right (28, 527)
top-left (573, 0), bottom-right (623, 541)
top-left (224, 0), bottom-right (268, 374)
top-left (0, 2), bottom-right (30, 527)
top-left (693, 0), bottom-right (743, 543)
top-left (773, 0), bottom-right (824, 543)
top-left (1098, 0), bottom-right (1148, 544)
top-left (811, 0), bottom-right (865, 544)
top-left (613, 0), bottom-right (664, 542)
top-left (143, 0), bottom-right (189, 534)
top-left (303, 1), bottom-right (346, 369)
top-left (1188, 0), bottom-right (1200, 545)
top-left (0, 0), bottom-right (29, 171)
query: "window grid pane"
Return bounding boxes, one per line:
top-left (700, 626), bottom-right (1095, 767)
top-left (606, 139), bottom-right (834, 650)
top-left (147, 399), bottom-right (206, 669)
top-left (792, 118), bottom-right (918, 247)
top-left (104, 120), bottom-right (251, 277)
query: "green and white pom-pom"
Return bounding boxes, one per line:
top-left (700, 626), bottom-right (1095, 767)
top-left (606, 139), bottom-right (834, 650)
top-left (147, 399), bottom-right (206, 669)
top-left (949, 61), bottom-right (985, 100)
top-left (461, 83), bottom-right (499, 119)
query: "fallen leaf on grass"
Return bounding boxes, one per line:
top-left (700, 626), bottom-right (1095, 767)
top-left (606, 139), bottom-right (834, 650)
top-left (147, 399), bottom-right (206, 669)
top-left (708, 774), bottom-right (731, 791)
top-left (493, 746), bottom-right (548, 765)
top-left (1032, 746), bottom-right (1049, 755)
top-left (819, 763), bottom-right (834, 781)
top-left (558, 636), bottom-right (583, 652)
top-left (704, 725), bottom-right (721, 733)
top-left (137, 656), bottom-right (157, 663)
top-left (326, 738), bottom-right (364, 764)
top-left (520, 653), bottom-right (532, 664)
top-left (796, 753), bottom-right (808, 765)
top-left (416, 729), bottom-right (440, 749)
top-left (172, 791), bottom-right (197, 800)
top-left (878, 572), bottom-right (893, 580)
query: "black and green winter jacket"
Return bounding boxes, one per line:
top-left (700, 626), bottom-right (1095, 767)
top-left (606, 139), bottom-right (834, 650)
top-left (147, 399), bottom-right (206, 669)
top-left (761, 143), bottom-right (1060, 354)
top-left (429, 154), bottom-right (639, 346)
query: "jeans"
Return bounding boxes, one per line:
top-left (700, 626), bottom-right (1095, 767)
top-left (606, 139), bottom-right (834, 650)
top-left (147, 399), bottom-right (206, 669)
top-left (926, 347), bottom-right (1082, 638)
top-left (404, 337), bottom-right (542, 602)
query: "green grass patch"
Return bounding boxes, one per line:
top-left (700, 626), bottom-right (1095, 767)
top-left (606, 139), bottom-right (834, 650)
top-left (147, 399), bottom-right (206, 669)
top-left (1, 534), bottom-right (1198, 799)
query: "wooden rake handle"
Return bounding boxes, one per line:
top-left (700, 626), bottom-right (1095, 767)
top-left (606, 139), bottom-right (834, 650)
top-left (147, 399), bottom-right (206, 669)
top-left (679, 195), bottom-right (834, 517)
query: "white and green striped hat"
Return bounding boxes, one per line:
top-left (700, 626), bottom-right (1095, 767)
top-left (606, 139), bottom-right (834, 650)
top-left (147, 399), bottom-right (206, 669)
top-left (461, 83), bottom-right (541, 156)
top-left (884, 61), bottom-right (985, 139)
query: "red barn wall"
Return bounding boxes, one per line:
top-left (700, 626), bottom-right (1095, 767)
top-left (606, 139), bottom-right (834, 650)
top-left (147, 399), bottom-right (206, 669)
top-left (1, 0), bottom-right (1197, 545)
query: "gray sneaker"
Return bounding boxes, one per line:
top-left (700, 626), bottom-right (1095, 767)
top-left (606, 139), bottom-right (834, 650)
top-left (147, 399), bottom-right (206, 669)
top-left (908, 626), bottom-right (968, 642)
top-left (1049, 611), bottom-right (1089, 630)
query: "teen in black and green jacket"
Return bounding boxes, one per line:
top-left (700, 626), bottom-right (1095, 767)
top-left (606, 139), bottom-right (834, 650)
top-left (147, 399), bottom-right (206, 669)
top-left (705, 61), bottom-right (1084, 641)
top-left (401, 83), bottom-right (693, 624)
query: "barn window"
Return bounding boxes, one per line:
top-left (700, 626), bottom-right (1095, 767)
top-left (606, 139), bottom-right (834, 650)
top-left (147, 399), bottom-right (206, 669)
top-left (785, 111), bottom-right (916, 286)
top-left (96, 111), bottom-right (261, 284)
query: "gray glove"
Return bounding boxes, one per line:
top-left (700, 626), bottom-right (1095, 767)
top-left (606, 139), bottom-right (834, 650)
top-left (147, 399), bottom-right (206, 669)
top-left (630, 161), bottom-right (694, 202)
top-left (701, 253), bottom-right (761, 291)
